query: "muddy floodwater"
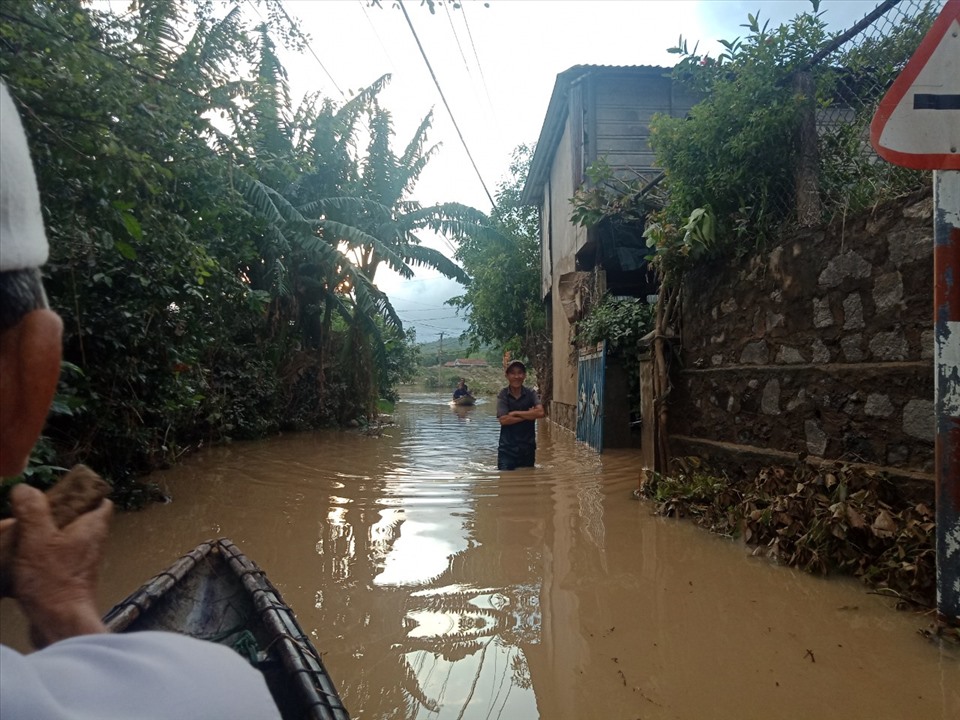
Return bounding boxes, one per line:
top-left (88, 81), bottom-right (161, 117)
top-left (2, 392), bottom-right (958, 718)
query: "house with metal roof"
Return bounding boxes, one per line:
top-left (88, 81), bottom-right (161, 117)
top-left (520, 65), bottom-right (699, 435)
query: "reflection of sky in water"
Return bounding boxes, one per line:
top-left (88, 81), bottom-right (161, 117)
top-left (372, 397), bottom-right (542, 718)
top-left (375, 519), bottom-right (464, 586)
top-left (372, 397), bottom-right (501, 588)
top-left (402, 643), bottom-right (539, 720)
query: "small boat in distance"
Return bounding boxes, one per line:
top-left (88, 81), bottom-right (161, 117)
top-left (102, 538), bottom-right (350, 720)
top-left (452, 393), bottom-right (476, 406)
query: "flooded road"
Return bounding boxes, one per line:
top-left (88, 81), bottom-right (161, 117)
top-left (2, 392), bottom-right (958, 718)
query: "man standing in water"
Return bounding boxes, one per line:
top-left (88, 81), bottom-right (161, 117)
top-left (496, 360), bottom-right (544, 470)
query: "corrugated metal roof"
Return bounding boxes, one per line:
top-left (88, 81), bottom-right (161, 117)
top-left (520, 65), bottom-right (672, 206)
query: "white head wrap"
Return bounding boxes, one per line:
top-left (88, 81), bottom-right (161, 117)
top-left (0, 80), bottom-right (48, 271)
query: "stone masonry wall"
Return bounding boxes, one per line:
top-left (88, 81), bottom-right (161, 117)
top-left (669, 191), bottom-right (935, 493)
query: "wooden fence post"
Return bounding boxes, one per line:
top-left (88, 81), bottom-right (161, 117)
top-left (794, 71), bottom-right (822, 227)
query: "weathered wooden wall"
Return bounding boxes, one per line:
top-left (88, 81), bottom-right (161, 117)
top-left (669, 190), bottom-right (935, 497)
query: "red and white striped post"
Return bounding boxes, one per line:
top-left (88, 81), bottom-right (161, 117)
top-left (870, 0), bottom-right (960, 623)
top-left (933, 171), bottom-right (960, 622)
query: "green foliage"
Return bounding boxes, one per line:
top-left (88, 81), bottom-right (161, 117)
top-left (417, 336), bottom-right (473, 367)
top-left (813, 3), bottom-right (938, 214)
top-left (650, 6), bottom-right (832, 241)
top-left (574, 295), bottom-right (654, 353)
top-left (642, 206), bottom-right (717, 285)
top-left (569, 158), bottom-right (659, 229)
top-left (0, 0), bottom-right (472, 504)
top-left (379, 327), bottom-right (421, 402)
top-left (415, 365), bottom-right (518, 396)
top-left (651, 1), bottom-right (937, 246)
top-left (574, 295), bottom-right (654, 416)
top-left (448, 145), bottom-right (546, 369)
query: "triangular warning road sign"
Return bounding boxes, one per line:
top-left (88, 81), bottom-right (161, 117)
top-left (870, 0), bottom-right (960, 170)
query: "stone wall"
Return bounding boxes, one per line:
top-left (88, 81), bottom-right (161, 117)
top-left (669, 191), bottom-right (935, 495)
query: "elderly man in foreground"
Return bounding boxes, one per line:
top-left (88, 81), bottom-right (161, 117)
top-left (0, 80), bottom-right (281, 719)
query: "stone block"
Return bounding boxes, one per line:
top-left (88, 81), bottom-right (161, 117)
top-left (740, 341), bottom-right (769, 365)
top-left (766, 310), bottom-right (785, 329)
top-left (761, 379), bottom-right (780, 415)
top-left (888, 228), bottom-right (930, 266)
top-left (873, 272), bottom-right (904, 315)
top-left (921, 329), bottom-right (934, 360)
top-left (864, 393), bottom-right (894, 418)
top-left (902, 398), bottom-right (934, 441)
top-left (813, 297), bottom-right (833, 328)
top-left (776, 346), bottom-right (805, 364)
top-left (843, 293), bottom-right (864, 330)
top-left (805, 419), bottom-right (827, 456)
top-left (841, 333), bottom-right (864, 362)
top-left (786, 388), bottom-right (807, 412)
top-left (818, 251), bottom-right (871, 288)
top-left (811, 339), bottom-right (831, 363)
top-left (869, 330), bottom-right (908, 361)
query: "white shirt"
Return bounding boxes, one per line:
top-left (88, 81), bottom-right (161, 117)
top-left (0, 632), bottom-right (282, 719)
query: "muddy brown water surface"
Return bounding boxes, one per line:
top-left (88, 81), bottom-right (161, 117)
top-left (2, 392), bottom-right (958, 719)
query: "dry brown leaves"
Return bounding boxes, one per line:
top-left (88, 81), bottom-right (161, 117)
top-left (642, 459), bottom-right (936, 608)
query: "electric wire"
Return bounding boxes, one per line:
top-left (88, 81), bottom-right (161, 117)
top-left (273, 1), bottom-right (346, 97)
top-left (460, 2), bottom-right (498, 125)
top-left (398, 315), bottom-right (464, 322)
top-left (410, 320), bottom-right (465, 332)
top-left (396, 0), bottom-right (495, 209)
top-left (443, 1), bottom-right (473, 75)
top-left (359, 0), bottom-right (398, 69)
top-left (443, 0), bottom-right (498, 146)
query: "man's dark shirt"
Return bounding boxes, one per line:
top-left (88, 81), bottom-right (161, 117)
top-left (496, 386), bottom-right (541, 469)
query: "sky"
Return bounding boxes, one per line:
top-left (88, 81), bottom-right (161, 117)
top-left (264, 0), bottom-right (883, 344)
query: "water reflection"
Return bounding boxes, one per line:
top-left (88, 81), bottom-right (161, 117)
top-left (1, 391), bottom-right (957, 719)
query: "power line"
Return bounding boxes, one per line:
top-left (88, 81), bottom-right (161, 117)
top-left (442, 0), bottom-right (500, 163)
top-left (399, 315), bottom-right (464, 322)
top-left (409, 320), bottom-right (466, 331)
top-left (359, 0), bottom-right (397, 70)
top-left (272, 1), bottom-right (346, 98)
top-left (397, 0), bottom-right (495, 209)
top-left (443, 1), bottom-right (473, 76)
top-left (459, 2), bottom-right (498, 127)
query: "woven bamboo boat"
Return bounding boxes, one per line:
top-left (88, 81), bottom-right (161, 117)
top-left (102, 538), bottom-right (349, 720)
top-left (452, 393), bottom-right (476, 406)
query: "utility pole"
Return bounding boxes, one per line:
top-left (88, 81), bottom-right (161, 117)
top-left (438, 332), bottom-right (444, 367)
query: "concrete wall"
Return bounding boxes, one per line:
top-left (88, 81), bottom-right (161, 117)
top-left (544, 114), bottom-right (586, 413)
top-left (669, 191), bottom-right (935, 494)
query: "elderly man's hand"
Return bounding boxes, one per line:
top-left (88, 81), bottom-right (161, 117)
top-left (5, 483), bottom-right (113, 647)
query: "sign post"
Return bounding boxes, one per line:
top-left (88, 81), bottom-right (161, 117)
top-left (871, 0), bottom-right (960, 625)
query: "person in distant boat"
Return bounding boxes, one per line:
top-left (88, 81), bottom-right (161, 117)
top-left (0, 81), bottom-right (281, 720)
top-left (496, 360), bottom-right (544, 470)
top-left (453, 378), bottom-right (471, 400)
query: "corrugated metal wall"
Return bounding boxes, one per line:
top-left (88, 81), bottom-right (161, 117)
top-left (576, 342), bottom-right (606, 452)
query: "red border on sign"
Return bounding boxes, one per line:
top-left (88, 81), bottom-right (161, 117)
top-left (869, 0), bottom-right (960, 171)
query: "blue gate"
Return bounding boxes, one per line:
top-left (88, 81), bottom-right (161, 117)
top-left (576, 341), bottom-right (606, 452)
